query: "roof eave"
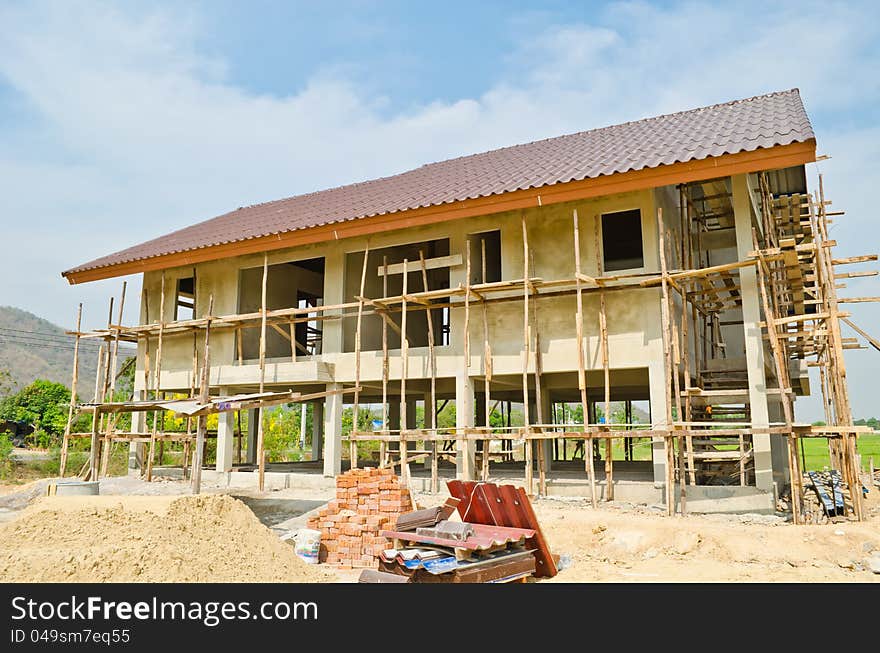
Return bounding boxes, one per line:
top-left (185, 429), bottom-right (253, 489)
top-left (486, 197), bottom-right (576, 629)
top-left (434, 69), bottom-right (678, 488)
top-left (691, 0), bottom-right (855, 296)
top-left (62, 139), bottom-right (817, 285)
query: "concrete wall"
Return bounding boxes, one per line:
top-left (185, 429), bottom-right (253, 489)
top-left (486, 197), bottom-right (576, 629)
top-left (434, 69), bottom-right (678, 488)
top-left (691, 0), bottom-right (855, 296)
top-left (136, 189), bottom-right (666, 395)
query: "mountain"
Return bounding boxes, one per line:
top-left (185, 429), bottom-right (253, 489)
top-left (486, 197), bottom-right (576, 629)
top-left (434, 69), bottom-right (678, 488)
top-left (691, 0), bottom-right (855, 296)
top-left (0, 306), bottom-right (107, 399)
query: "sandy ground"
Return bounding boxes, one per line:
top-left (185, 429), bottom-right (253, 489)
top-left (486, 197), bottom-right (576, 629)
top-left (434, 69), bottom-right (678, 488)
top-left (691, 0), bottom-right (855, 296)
top-left (1, 474), bottom-right (878, 582)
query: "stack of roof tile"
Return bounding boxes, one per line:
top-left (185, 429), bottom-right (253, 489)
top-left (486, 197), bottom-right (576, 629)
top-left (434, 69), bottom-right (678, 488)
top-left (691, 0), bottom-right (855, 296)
top-left (307, 467), bottom-right (413, 569)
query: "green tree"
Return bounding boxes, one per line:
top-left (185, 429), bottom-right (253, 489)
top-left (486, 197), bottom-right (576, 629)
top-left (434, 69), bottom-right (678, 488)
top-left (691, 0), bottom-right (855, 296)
top-left (0, 379), bottom-right (72, 441)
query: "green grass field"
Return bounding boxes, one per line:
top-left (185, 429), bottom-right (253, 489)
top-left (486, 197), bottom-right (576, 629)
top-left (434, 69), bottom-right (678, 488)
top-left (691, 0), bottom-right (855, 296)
top-left (800, 433), bottom-right (880, 471)
top-left (553, 434), bottom-right (880, 471)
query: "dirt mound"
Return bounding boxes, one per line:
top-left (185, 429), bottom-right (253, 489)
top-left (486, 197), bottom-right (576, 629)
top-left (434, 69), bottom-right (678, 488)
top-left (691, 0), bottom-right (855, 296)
top-left (535, 498), bottom-right (880, 583)
top-left (0, 494), bottom-right (336, 583)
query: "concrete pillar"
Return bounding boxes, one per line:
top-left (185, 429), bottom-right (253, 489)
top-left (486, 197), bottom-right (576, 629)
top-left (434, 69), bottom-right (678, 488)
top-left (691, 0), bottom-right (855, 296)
top-left (322, 250), bottom-right (345, 354)
top-left (648, 355), bottom-right (668, 484)
top-left (732, 173), bottom-right (773, 492)
top-left (215, 388), bottom-right (234, 472)
top-left (405, 400), bottom-right (417, 428)
top-left (388, 400), bottom-right (401, 430)
top-left (455, 372), bottom-right (476, 479)
top-left (246, 408), bottom-right (258, 465)
top-left (323, 382), bottom-right (343, 477)
top-left (128, 389), bottom-right (146, 473)
top-left (311, 401), bottom-right (323, 462)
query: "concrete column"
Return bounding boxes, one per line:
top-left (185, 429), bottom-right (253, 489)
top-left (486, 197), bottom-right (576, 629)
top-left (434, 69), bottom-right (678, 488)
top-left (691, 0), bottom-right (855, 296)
top-left (311, 402), bottom-right (323, 462)
top-left (322, 250), bottom-right (345, 354)
top-left (323, 382), bottom-right (343, 477)
top-left (732, 173), bottom-right (773, 492)
top-left (405, 400), bottom-right (417, 428)
top-left (648, 355), bottom-right (668, 484)
top-left (215, 388), bottom-right (234, 472)
top-left (388, 400), bottom-right (401, 431)
top-left (455, 372), bottom-right (476, 479)
top-left (246, 408), bottom-right (258, 465)
top-left (128, 389), bottom-right (146, 473)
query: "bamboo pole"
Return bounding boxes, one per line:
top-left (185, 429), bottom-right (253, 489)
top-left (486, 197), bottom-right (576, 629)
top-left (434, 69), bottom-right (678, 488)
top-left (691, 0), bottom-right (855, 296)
top-left (657, 208), bottom-right (676, 515)
top-left (184, 331), bottom-right (197, 479)
top-left (573, 210), bottom-right (598, 507)
top-left (257, 253), bottom-right (268, 491)
top-left (595, 215), bottom-right (613, 501)
top-left (419, 250), bottom-right (439, 493)
top-left (146, 273), bottom-right (166, 482)
top-left (351, 245), bottom-right (370, 470)
top-left (521, 213), bottom-right (533, 493)
top-left (400, 258), bottom-right (409, 485)
top-left (464, 240), bottom-right (471, 365)
top-left (88, 407), bottom-right (101, 481)
top-left (667, 231), bottom-right (685, 514)
top-left (59, 303), bottom-right (82, 477)
top-left (479, 238), bottom-right (492, 483)
top-left (191, 294), bottom-right (214, 494)
top-left (381, 256), bottom-right (389, 467)
top-left (101, 283), bottom-right (127, 476)
top-left (530, 248), bottom-right (547, 496)
top-left (95, 296), bottom-right (114, 478)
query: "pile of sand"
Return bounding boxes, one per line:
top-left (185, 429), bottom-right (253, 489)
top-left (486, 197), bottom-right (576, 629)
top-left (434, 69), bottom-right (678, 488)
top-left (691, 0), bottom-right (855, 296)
top-left (0, 494), bottom-right (336, 583)
top-left (535, 497), bottom-right (880, 583)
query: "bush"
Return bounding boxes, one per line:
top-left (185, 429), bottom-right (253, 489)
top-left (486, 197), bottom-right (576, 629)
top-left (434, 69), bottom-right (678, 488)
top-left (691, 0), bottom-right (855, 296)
top-left (0, 379), bottom-right (72, 442)
top-left (0, 434), bottom-right (14, 479)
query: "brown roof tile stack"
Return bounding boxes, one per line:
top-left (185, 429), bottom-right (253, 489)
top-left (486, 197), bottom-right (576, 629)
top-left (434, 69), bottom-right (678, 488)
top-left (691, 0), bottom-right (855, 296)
top-left (65, 89), bottom-right (815, 278)
top-left (306, 467), bottom-right (413, 569)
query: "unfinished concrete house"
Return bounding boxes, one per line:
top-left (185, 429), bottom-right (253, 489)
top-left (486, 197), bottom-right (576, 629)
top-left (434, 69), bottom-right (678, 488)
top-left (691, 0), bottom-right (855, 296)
top-left (61, 89), bottom-right (876, 520)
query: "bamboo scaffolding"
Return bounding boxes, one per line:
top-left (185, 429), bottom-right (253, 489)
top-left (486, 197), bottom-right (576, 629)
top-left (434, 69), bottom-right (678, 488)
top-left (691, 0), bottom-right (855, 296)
top-left (191, 295), bottom-right (214, 494)
top-left (257, 253), bottom-right (268, 491)
top-left (521, 213), bottom-right (533, 493)
top-left (59, 303), bottom-right (82, 477)
top-left (350, 245), bottom-right (370, 470)
top-left (399, 258), bottom-right (410, 485)
top-left (573, 210), bottom-right (598, 507)
top-left (146, 273), bottom-right (166, 482)
top-left (479, 238), bottom-right (492, 483)
top-left (419, 250), bottom-right (439, 492)
top-left (381, 256), bottom-right (389, 467)
top-left (595, 214), bottom-right (612, 501)
top-left (657, 208), bottom-right (676, 516)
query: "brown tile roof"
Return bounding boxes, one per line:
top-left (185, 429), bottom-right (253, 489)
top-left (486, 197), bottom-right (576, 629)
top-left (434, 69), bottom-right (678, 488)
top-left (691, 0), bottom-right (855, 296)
top-left (64, 88), bottom-right (814, 277)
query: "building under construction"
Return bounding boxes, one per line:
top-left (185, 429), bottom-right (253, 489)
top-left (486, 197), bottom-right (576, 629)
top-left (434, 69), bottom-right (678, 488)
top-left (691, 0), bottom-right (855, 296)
top-left (60, 89), bottom-right (877, 522)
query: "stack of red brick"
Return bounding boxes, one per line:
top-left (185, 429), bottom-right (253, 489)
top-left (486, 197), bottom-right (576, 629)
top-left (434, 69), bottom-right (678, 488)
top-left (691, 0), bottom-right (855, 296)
top-left (307, 467), bottom-right (414, 569)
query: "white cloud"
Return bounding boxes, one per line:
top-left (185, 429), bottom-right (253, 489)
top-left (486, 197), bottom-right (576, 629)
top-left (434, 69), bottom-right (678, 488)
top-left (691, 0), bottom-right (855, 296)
top-left (0, 0), bottom-right (877, 419)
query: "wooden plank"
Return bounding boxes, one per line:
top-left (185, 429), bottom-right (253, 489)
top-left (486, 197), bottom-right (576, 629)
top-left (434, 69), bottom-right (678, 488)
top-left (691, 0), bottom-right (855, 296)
top-left (380, 254), bottom-right (462, 276)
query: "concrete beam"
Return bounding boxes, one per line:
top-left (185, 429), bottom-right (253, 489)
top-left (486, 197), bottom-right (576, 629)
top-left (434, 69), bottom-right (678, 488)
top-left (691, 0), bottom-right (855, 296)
top-left (323, 382), bottom-right (343, 477)
top-left (732, 173), bottom-right (773, 492)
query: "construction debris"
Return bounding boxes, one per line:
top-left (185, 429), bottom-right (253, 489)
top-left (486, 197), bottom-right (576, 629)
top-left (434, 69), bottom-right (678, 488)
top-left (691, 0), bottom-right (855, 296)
top-left (364, 481), bottom-right (557, 583)
top-left (306, 467), bottom-right (413, 569)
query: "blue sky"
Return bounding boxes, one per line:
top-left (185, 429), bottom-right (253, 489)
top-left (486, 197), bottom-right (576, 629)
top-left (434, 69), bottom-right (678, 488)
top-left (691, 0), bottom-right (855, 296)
top-left (0, 0), bottom-right (878, 420)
